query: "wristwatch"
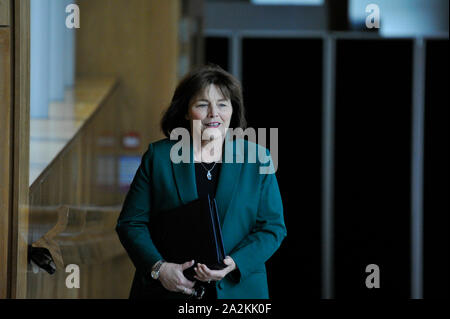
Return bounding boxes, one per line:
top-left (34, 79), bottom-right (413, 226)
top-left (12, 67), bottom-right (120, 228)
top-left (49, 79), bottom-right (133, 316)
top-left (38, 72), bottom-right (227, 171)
top-left (150, 260), bottom-right (165, 280)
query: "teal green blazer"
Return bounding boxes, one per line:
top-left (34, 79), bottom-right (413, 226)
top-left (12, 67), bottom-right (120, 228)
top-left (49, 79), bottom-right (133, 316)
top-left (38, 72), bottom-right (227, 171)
top-left (116, 136), bottom-right (287, 299)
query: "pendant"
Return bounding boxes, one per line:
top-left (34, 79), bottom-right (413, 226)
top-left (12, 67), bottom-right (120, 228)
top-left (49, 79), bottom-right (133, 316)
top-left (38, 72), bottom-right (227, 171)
top-left (206, 170), bottom-right (212, 180)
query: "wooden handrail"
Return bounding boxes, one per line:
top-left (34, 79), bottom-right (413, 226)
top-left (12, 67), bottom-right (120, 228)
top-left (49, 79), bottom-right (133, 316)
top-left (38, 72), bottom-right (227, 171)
top-left (29, 77), bottom-right (118, 188)
top-left (31, 205), bottom-right (124, 270)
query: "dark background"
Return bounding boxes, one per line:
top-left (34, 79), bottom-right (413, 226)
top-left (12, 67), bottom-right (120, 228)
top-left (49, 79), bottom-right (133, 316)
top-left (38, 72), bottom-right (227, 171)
top-left (205, 36), bottom-right (449, 299)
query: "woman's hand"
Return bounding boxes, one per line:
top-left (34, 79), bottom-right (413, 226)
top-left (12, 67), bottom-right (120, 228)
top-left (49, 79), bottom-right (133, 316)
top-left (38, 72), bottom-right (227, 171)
top-left (193, 256), bottom-right (236, 283)
top-left (158, 260), bottom-right (196, 295)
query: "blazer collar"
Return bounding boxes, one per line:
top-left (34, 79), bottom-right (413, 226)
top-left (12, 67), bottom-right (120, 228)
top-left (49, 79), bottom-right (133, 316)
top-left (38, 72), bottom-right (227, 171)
top-left (171, 132), bottom-right (243, 226)
top-left (171, 137), bottom-right (198, 204)
top-left (215, 135), bottom-right (243, 225)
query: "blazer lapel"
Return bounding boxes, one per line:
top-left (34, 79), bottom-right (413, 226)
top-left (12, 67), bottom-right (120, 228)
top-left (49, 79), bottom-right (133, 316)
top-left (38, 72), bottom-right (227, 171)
top-left (171, 139), bottom-right (198, 205)
top-left (215, 137), bottom-right (243, 227)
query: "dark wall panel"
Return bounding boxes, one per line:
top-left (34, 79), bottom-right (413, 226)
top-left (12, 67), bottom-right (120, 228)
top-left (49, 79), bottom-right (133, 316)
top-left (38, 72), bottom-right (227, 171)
top-left (242, 38), bottom-right (323, 298)
top-left (423, 39), bottom-right (449, 299)
top-left (334, 40), bottom-right (413, 298)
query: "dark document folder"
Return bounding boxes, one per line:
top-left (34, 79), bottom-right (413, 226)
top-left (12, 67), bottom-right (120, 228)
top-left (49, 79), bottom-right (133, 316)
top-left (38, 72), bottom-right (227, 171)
top-left (148, 195), bottom-right (226, 281)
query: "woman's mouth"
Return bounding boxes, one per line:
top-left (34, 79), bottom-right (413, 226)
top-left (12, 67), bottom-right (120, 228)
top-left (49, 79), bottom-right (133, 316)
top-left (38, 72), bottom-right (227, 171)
top-left (204, 122), bottom-right (221, 128)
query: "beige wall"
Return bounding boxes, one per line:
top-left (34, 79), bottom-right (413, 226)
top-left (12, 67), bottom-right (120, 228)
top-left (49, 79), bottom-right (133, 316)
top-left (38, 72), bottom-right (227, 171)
top-left (3, 0), bottom-right (30, 299)
top-left (76, 0), bottom-right (181, 153)
top-left (0, 19), bottom-right (12, 301)
top-left (0, 0), bottom-right (10, 26)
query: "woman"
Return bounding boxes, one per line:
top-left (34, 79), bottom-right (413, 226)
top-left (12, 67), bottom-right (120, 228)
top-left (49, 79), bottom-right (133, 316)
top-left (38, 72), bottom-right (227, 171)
top-left (116, 64), bottom-right (287, 299)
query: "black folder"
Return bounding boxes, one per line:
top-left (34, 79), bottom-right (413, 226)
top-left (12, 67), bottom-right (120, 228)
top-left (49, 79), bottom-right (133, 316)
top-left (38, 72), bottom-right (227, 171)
top-left (148, 195), bottom-right (226, 281)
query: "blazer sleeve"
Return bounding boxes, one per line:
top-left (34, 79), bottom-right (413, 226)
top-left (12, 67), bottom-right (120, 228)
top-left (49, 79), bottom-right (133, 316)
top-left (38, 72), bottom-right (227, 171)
top-left (228, 150), bottom-right (287, 283)
top-left (115, 143), bottom-right (163, 273)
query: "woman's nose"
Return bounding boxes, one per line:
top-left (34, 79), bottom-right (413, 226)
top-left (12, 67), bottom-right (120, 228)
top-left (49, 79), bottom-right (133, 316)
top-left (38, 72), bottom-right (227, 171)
top-left (208, 104), bottom-right (219, 117)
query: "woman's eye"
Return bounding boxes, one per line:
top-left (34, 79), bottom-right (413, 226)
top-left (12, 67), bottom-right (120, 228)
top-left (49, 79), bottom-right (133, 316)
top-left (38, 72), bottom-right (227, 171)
top-left (197, 104), bottom-right (207, 107)
top-left (219, 103), bottom-right (227, 107)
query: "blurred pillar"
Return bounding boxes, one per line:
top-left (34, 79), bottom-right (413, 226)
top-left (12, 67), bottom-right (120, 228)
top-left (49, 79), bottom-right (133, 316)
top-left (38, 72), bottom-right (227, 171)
top-left (30, 0), bottom-right (50, 118)
top-left (49, 0), bottom-right (66, 100)
top-left (64, 0), bottom-right (75, 88)
top-left (411, 38), bottom-right (426, 299)
top-left (322, 35), bottom-right (336, 299)
top-left (179, 0), bottom-right (204, 75)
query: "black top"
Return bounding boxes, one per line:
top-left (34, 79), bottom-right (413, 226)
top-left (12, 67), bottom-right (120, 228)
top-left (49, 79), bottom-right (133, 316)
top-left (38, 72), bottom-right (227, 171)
top-left (194, 162), bottom-right (222, 199)
top-left (194, 161), bottom-right (222, 300)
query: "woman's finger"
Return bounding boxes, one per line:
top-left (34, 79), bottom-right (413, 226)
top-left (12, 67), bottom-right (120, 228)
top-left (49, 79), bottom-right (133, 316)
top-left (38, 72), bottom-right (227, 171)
top-left (176, 285), bottom-right (193, 295)
top-left (199, 263), bottom-right (211, 273)
top-left (199, 264), bottom-right (223, 280)
top-left (181, 260), bottom-right (195, 271)
top-left (223, 257), bottom-right (233, 265)
top-left (195, 265), bottom-right (209, 279)
top-left (194, 267), bottom-right (207, 280)
top-left (179, 276), bottom-right (195, 288)
top-left (200, 264), bottom-right (218, 277)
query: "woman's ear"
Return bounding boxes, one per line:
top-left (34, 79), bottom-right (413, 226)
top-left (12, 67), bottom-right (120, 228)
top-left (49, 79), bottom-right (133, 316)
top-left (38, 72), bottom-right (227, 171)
top-left (185, 113), bottom-right (189, 120)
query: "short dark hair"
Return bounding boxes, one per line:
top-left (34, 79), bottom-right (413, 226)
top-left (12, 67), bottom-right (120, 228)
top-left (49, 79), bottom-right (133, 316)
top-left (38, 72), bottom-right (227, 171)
top-left (161, 63), bottom-right (247, 137)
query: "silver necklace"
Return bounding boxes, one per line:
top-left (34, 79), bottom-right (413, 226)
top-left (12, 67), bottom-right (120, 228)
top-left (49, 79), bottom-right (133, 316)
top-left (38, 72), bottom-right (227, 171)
top-left (199, 162), bottom-right (217, 180)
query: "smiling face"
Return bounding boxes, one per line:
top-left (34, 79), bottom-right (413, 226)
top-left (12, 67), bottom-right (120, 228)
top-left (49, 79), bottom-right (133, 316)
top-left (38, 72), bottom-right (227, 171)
top-left (186, 84), bottom-right (233, 141)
